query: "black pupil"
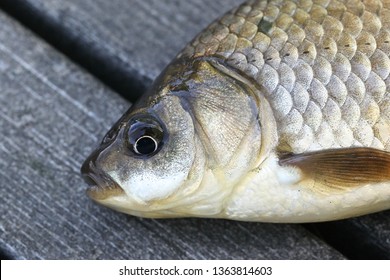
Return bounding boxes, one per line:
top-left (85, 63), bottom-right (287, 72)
top-left (127, 116), bottom-right (164, 157)
top-left (135, 136), bottom-right (157, 155)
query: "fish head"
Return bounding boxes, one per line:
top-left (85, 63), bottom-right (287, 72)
top-left (81, 91), bottom-right (203, 217)
top-left (81, 59), bottom-right (264, 218)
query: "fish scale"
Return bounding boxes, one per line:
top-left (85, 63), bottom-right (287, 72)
top-left (179, 0), bottom-right (390, 153)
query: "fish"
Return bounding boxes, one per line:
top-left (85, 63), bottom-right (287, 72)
top-left (81, 0), bottom-right (390, 222)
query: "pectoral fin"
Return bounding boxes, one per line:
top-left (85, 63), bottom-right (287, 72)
top-left (279, 148), bottom-right (390, 191)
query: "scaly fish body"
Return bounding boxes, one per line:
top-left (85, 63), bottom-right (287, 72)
top-left (82, 0), bottom-right (390, 222)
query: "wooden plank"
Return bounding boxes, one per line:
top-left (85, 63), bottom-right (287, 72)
top-left (0, 0), bottom-right (244, 101)
top-left (9, 0), bottom-right (385, 259)
top-left (306, 211), bottom-right (390, 259)
top-left (0, 11), bottom-right (345, 259)
top-left (1, 0), bottom-right (388, 260)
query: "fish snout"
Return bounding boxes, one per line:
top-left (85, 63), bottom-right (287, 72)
top-left (81, 152), bottom-right (123, 200)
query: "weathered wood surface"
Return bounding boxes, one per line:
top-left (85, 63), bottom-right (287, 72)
top-left (0, 0), bottom-right (388, 259)
top-left (0, 0), bottom-right (245, 101)
top-left (307, 212), bottom-right (390, 259)
top-left (0, 6), bottom-right (345, 259)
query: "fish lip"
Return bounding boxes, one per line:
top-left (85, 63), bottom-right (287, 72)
top-left (81, 160), bottom-right (124, 201)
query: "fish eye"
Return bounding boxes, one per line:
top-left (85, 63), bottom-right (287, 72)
top-left (127, 115), bottom-right (164, 157)
top-left (134, 135), bottom-right (158, 155)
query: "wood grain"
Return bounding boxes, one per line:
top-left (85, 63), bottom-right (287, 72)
top-left (0, 0), bottom-right (245, 101)
top-left (0, 0), bottom-right (388, 259)
top-left (0, 10), bottom-right (344, 259)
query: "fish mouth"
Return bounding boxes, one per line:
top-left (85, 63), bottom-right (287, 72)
top-left (81, 160), bottom-right (124, 201)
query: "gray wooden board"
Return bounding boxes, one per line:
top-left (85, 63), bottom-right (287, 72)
top-left (2, 0), bottom-right (388, 259)
top-left (13, 0), bottom-right (388, 259)
top-left (0, 0), bottom-right (246, 101)
top-left (306, 211), bottom-right (390, 259)
top-left (0, 11), bottom-right (345, 259)
top-left (0, 0), bottom-right (389, 260)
